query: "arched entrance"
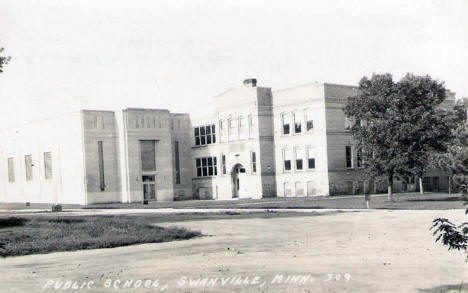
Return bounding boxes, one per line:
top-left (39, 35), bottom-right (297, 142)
top-left (231, 164), bottom-right (246, 198)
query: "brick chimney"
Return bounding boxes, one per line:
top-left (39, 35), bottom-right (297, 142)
top-left (243, 79), bottom-right (257, 87)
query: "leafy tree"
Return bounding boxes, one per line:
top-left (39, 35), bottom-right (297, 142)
top-left (0, 47), bottom-right (11, 74)
top-left (431, 103), bottom-right (468, 257)
top-left (430, 99), bottom-right (468, 194)
top-left (344, 73), bottom-right (456, 201)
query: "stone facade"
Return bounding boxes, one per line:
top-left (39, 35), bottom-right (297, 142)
top-left (0, 80), bottom-right (457, 204)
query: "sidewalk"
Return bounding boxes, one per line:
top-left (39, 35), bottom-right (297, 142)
top-left (0, 207), bottom-right (368, 217)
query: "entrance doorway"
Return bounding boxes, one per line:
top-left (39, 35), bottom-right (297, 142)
top-left (232, 164), bottom-right (246, 198)
top-left (432, 176), bottom-right (440, 191)
top-left (142, 175), bottom-right (156, 200)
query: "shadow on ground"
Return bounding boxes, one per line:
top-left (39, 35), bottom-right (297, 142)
top-left (407, 196), bottom-right (467, 202)
top-left (418, 283), bottom-right (468, 293)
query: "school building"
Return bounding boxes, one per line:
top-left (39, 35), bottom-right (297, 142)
top-left (0, 79), bottom-right (456, 204)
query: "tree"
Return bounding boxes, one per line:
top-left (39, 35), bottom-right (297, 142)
top-left (430, 99), bottom-right (468, 194)
top-left (344, 73), bottom-right (456, 201)
top-left (431, 102), bottom-right (468, 258)
top-left (0, 47), bottom-right (11, 73)
top-left (393, 74), bottom-right (460, 194)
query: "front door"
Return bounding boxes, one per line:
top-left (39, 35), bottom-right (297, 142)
top-left (423, 177), bottom-right (432, 192)
top-left (231, 164), bottom-right (246, 199)
top-left (142, 175), bottom-right (156, 200)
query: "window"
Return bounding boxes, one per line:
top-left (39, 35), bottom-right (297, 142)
top-left (194, 125), bottom-right (216, 146)
top-left (282, 113), bottom-right (291, 135)
top-left (239, 117), bottom-right (247, 140)
top-left (228, 119), bottom-right (237, 141)
top-left (206, 125), bottom-right (212, 144)
top-left (221, 154), bottom-right (226, 175)
top-left (200, 127), bottom-right (206, 145)
top-left (98, 141), bottom-right (105, 191)
top-left (219, 120), bottom-right (226, 142)
top-left (195, 156), bottom-right (218, 177)
top-left (307, 148), bottom-right (316, 169)
top-left (194, 128), bottom-right (200, 145)
top-left (196, 158), bottom-right (202, 177)
top-left (212, 125), bottom-right (216, 143)
top-left (283, 149), bottom-right (292, 171)
top-left (295, 148), bottom-right (303, 170)
top-left (293, 112), bottom-right (301, 133)
top-left (174, 142), bottom-right (180, 184)
top-left (7, 158), bottom-right (14, 183)
top-left (140, 140), bottom-right (156, 171)
top-left (295, 182), bottom-right (304, 196)
top-left (248, 116), bottom-right (255, 138)
top-left (44, 152), bottom-right (52, 180)
top-left (25, 155), bottom-right (33, 181)
top-left (284, 182), bottom-right (292, 197)
top-left (346, 145), bottom-right (352, 168)
top-left (251, 151), bottom-right (257, 173)
top-left (305, 110), bottom-right (313, 131)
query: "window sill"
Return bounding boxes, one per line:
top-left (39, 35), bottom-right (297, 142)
top-left (192, 144), bottom-right (216, 148)
top-left (286, 168), bottom-right (316, 173)
top-left (194, 176), bottom-right (218, 179)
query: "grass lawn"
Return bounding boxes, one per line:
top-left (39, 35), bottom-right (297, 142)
top-left (0, 211), bottom-right (319, 257)
top-left (0, 215), bottom-right (201, 257)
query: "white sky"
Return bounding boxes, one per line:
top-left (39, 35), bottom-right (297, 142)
top-left (0, 0), bottom-right (467, 127)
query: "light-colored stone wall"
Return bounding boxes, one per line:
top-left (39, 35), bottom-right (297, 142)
top-left (273, 83), bottom-right (330, 197)
top-left (324, 84), bottom-right (369, 195)
top-left (190, 84), bottom-right (273, 200)
top-left (82, 110), bottom-right (121, 204)
top-left (171, 113), bottom-right (194, 200)
top-left (0, 111), bottom-right (86, 204)
top-left (119, 109), bottom-right (175, 202)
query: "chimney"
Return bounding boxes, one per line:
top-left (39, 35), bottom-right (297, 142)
top-left (243, 78), bottom-right (257, 87)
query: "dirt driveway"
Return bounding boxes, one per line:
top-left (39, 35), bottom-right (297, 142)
top-left (1, 209), bottom-right (467, 292)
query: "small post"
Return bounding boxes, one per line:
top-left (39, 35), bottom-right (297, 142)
top-left (448, 176), bottom-right (451, 195)
top-left (365, 193), bottom-right (370, 209)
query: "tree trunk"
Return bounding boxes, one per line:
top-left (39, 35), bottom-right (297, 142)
top-left (387, 175), bottom-right (394, 202)
top-left (448, 176), bottom-right (451, 195)
top-left (419, 177), bottom-right (424, 195)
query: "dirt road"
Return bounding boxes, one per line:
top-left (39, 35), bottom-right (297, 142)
top-left (1, 209), bottom-right (467, 292)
